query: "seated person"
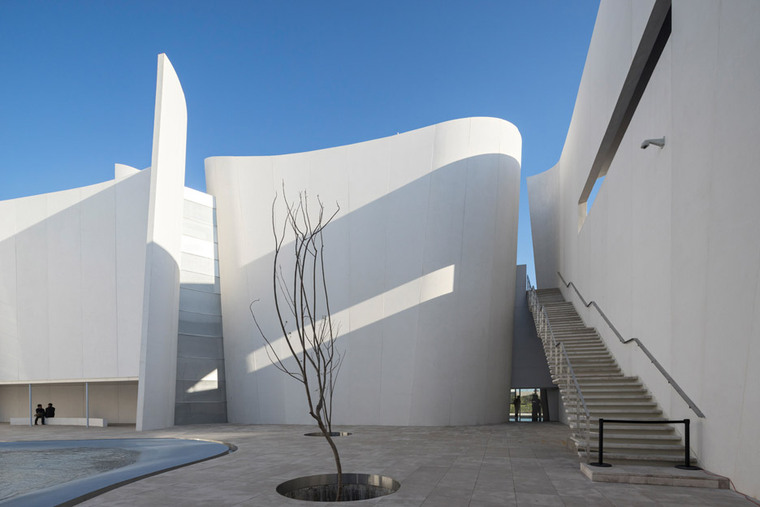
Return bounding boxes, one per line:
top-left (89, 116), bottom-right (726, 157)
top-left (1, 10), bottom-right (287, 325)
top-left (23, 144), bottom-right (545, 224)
top-left (34, 404), bottom-right (45, 425)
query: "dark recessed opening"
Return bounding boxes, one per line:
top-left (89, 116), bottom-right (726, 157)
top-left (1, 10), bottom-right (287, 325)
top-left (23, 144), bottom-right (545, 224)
top-left (303, 431), bottom-right (352, 437)
top-left (277, 473), bottom-right (400, 502)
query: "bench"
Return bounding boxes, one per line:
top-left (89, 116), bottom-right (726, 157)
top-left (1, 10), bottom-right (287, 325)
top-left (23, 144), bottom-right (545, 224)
top-left (9, 417), bottom-right (108, 427)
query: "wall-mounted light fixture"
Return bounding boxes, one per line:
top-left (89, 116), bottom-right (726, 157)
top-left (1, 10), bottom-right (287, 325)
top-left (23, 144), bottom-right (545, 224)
top-left (640, 136), bottom-right (665, 149)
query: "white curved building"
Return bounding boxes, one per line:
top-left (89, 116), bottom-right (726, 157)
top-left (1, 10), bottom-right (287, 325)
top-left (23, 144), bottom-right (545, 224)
top-left (207, 117), bottom-right (521, 425)
top-left (0, 55), bottom-right (522, 429)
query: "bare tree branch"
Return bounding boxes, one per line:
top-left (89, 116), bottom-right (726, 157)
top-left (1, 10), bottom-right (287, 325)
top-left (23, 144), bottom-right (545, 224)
top-left (250, 185), bottom-right (344, 500)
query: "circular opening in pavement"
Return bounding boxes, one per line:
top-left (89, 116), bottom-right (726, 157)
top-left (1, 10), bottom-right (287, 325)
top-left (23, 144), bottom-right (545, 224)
top-left (303, 431), bottom-right (352, 437)
top-left (276, 473), bottom-right (400, 502)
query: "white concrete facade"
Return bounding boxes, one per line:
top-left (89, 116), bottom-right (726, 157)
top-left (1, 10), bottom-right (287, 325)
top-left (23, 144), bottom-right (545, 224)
top-left (528, 0), bottom-right (760, 498)
top-left (206, 117), bottom-right (521, 426)
top-left (1, 55), bottom-right (522, 430)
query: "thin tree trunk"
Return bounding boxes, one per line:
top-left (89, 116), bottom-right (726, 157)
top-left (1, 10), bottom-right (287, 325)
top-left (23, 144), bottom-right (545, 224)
top-left (317, 419), bottom-right (342, 500)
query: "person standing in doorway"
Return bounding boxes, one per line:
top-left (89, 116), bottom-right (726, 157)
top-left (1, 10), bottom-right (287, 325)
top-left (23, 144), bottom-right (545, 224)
top-left (45, 403), bottom-right (55, 420)
top-left (531, 390), bottom-right (542, 422)
top-left (34, 404), bottom-right (45, 425)
top-left (513, 394), bottom-right (521, 422)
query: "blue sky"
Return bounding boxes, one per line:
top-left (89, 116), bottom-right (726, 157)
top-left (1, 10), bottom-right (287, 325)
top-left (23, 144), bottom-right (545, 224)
top-left (0, 1), bottom-right (599, 283)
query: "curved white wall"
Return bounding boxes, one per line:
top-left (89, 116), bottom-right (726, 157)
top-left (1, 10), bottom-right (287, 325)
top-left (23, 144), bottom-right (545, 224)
top-left (136, 53), bottom-right (188, 431)
top-left (529, 1), bottom-right (760, 499)
top-left (206, 117), bottom-right (521, 426)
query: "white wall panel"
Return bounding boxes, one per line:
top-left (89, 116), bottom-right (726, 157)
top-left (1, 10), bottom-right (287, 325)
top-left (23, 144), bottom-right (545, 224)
top-left (115, 170), bottom-right (150, 378)
top-left (0, 199), bottom-right (19, 379)
top-left (15, 210), bottom-right (49, 380)
top-left (81, 187), bottom-right (119, 379)
top-left (46, 195), bottom-right (83, 380)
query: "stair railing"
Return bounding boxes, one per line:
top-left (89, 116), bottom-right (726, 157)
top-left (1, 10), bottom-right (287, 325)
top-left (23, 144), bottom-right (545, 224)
top-left (527, 283), bottom-right (591, 458)
top-left (556, 271), bottom-right (705, 419)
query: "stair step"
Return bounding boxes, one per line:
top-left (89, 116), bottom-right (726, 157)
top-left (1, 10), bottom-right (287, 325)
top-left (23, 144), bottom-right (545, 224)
top-left (564, 356), bottom-right (612, 361)
top-left (584, 401), bottom-right (658, 408)
top-left (582, 391), bottom-right (648, 398)
top-left (594, 434), bottom-right (682, 443)
top-left (567, 374), bottom-right (633, 380)
top-left (582, 394), bottom-right (652, 401)
top-left (581, 386), bottom-right (646, 391)
top-left (562, 370), bottom-right (620, 375)
top-left (586, 414), bottom-right (665, 420)
top-left (588, 442), bottom-right (685, 453)
top-left (564, 358), bottom-right (616, 365)
top-left (569, 425), bottom-right (678, 436)
top-left (586, 424), bottom-right (677, 434)
top-left (575, 377), bottom-right (641, 384)
top-left (570, 405), bottom-right (662, 412)
top-left (577, 451), bottom-right (691, 464)
top-left (555, 368), bottom-right (619, 374)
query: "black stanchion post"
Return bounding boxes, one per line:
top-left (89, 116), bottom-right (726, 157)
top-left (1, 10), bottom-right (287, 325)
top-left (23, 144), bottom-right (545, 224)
top-left (676, 418), bottom-right (701, 470)
top-left (590, 418), bottom-right (612, 467)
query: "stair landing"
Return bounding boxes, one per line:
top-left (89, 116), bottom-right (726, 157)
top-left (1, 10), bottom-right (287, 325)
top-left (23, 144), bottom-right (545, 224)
top-left (581, 462), bottom-right (729, 489)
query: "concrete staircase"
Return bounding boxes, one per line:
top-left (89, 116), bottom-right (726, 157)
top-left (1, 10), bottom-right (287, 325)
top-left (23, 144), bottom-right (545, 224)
top-left (531, 288), bottom-right (691, 465)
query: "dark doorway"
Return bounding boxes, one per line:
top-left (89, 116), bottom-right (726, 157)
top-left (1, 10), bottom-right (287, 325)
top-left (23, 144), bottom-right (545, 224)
top-left (510, 388), bottom-right (550, 422)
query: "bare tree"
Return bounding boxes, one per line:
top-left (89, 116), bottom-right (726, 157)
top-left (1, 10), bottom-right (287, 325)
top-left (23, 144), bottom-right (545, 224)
top-left (250, 188), bottom-right (345, 500)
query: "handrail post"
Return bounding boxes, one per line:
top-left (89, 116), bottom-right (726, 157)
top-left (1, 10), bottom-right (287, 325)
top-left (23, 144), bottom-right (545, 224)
top-left (575, 395), bottom-right (579, 438)
top-left (590, 418), bottom-right (612, 467)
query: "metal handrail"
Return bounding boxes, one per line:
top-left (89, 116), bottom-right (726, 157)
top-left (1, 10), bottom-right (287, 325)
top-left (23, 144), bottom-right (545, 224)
top-left (527, 282), bottom-right (591, 458)
top-left (556, 271), bottom-right (705, 418)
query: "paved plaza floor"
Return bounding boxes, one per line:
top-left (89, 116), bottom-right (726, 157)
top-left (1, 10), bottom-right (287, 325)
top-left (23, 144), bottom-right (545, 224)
top-left (0, 422), bottom-right (755, 506)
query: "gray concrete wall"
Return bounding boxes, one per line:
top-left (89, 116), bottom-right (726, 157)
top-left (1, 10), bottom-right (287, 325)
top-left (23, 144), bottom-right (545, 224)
top-left (511, 266), bottom-right (554, 389)
top-left (174, 188), bottom-right (227, 424)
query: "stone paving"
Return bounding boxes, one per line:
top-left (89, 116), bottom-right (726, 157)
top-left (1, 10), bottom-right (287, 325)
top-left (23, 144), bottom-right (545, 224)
top-left (0, 422), bottom-right (755, 506)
